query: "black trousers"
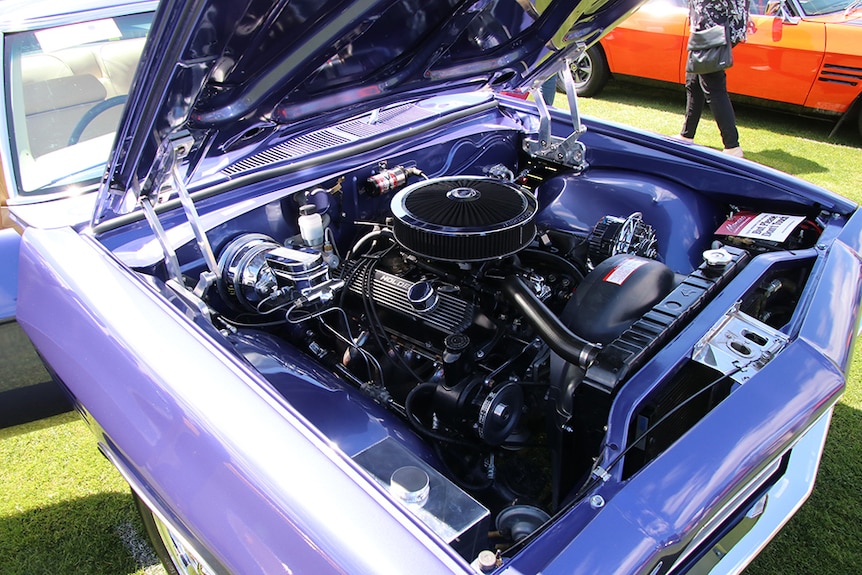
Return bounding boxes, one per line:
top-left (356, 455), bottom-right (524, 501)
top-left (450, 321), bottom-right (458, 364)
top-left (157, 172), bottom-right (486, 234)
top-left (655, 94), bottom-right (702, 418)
top-left (681, 70), bottom-right (739, 149)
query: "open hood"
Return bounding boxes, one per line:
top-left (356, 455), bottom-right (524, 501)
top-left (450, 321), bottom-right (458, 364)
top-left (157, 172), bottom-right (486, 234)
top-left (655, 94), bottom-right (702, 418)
top-left (93, 0), bottom-right (644, 225)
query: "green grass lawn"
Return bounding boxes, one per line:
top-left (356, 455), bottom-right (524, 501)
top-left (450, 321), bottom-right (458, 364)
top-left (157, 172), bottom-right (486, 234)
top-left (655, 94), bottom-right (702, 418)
top-left (1, 81), bottom-right (860, 574)
top-left (0, 413), bottom-right (163, 575)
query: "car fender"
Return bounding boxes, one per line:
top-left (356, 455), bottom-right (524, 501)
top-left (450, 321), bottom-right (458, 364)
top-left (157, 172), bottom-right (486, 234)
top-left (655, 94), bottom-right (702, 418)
top-left (16, 225), bottom-right (472, 575)
top-left (801, 20), bottom-right (862, 114)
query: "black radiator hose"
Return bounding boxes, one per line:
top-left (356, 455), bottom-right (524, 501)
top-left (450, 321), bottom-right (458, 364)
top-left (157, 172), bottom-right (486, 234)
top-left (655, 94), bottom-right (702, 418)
top-left (501, 275), bottom-right (598, 369)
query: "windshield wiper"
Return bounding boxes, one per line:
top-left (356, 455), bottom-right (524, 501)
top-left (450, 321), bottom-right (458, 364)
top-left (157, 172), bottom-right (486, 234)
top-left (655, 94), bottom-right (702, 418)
top-left (845, 0), bottom-right (862, 16)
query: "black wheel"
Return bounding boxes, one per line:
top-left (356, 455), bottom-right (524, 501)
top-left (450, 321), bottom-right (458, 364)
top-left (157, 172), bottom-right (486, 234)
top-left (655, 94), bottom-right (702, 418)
top-left (555, 44), bottom-right (610, 98)
top-left (133, 491), bottom-right (216, 575)
top-left (67, 95), bottom-right (128, 146)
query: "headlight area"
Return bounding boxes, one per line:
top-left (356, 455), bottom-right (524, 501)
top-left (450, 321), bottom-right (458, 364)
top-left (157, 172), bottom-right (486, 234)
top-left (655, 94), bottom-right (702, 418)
top-left (671, 409), bottom-right (833, 574)
top-left (568, 252), bottom-right (829, 575)
top-left (623, 255), bottom-right (813, 480)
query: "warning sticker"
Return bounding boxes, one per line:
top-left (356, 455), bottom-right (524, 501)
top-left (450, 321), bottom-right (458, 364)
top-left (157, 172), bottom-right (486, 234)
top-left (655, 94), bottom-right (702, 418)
top-left (716, 212), bottom-right (805, 242)
top-left (603, 258), bottom-right (647, 285)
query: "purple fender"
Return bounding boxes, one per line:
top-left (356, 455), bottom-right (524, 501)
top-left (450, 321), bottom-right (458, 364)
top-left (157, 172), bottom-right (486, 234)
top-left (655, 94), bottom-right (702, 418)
top-left (16, 225), bottom-right (473, 575)
top-left (499, 206), bottom-right (862, 573)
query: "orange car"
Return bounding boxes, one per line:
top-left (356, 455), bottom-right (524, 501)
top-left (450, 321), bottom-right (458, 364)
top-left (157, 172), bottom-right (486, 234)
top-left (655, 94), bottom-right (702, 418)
top-left (563, 0), bottom-right (862, 136)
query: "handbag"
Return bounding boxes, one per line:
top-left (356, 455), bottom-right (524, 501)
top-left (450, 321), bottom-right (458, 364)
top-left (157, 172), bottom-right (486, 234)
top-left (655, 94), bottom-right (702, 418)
top-left (686, 24), bottom-right (733, 74)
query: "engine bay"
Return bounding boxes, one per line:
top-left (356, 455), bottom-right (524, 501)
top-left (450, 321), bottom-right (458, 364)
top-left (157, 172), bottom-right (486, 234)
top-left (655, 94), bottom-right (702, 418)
top-left (121, 99), bottom-right (826, 561)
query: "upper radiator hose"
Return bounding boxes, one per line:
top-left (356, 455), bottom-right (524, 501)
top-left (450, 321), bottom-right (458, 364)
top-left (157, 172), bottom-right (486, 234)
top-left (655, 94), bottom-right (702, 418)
top-left (501, 275), bottom-right (598, 369)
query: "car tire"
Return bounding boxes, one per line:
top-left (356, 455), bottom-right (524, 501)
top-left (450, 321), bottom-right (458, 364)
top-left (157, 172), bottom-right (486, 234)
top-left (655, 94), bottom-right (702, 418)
top-left (133, 491), bottom-right (215, 575)
top-left (555, 44), bottom-right (610, 98)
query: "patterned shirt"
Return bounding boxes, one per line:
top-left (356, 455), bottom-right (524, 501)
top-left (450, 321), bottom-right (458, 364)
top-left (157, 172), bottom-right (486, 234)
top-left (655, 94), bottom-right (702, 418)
top-left (689, 0), bottom-right (750, 45)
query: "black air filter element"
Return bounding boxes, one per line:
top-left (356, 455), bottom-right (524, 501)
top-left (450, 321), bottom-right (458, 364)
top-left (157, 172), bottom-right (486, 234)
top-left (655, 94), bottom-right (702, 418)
top-left (390, 177), bottom-right (537, 262)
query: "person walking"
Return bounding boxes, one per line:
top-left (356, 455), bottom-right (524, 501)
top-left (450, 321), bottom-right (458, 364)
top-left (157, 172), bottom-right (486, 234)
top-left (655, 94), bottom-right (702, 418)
top-left (679, 0), bottom-right (749, 157)
top-left (540, 75), bottom-right (557, 106)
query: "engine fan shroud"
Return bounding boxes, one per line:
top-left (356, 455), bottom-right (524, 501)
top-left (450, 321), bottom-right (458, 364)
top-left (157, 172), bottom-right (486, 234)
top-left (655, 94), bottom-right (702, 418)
top-left (390, 176), bottom-right (538, 262)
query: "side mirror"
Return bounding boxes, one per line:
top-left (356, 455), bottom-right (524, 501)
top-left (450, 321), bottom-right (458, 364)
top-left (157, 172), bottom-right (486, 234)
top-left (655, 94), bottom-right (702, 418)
top-left (772, 15), bottom-right (784, 41)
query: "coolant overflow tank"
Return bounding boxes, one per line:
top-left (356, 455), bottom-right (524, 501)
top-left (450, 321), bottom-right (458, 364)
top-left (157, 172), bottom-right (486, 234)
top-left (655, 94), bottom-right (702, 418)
top-left (566, 254), bottom-right (676, 344)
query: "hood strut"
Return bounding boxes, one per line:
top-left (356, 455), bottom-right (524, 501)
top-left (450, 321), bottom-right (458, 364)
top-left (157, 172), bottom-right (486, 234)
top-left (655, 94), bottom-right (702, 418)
top-left (523, 45), bottom-right (588, 171)
top-left (140, 181), bottom-right (183, 285)
top-left (142, 133), bottom-right (219, 302)
top-left (170, 143), bottom-right (219, 297)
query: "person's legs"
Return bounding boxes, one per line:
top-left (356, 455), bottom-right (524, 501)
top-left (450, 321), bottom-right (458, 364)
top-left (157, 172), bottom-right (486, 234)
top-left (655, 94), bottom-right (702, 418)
top-left (540, 76), bottom-right (557, 106)
top-left (698, 71), bottom-right (740, 152)
top-left (681, 72), bottom-right (705, 140)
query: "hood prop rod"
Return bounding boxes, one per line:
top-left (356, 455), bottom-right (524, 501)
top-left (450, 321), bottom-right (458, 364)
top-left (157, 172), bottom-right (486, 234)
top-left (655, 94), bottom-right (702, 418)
top-left (139, 179), bottom-right (184, 286)
top-left (141, 133), bottom-right (219, 301)
top-left (524, 44), bottom-right (588, 171)
top-left (169, 140), bottom-right (219, 298)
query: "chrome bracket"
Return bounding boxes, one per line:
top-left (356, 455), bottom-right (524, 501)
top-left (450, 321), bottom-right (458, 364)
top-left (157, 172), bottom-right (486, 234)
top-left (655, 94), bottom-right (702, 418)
top-left (166, 278), bottom-right (213, 320)
top-left (522, 44), bottom-right (588, 170)
top-left (691, 303), bottom-right (789, 383)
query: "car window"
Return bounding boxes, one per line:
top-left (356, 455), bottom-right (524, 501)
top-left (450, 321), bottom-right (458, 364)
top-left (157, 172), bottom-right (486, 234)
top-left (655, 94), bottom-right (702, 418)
top-left (749, 0), bottom-right (773, 15)
top-left (749, 0), bottom-right (854, 16)
top-left (4, 11), bottom-right (153, 196)
top-left (797, 0), bottom-right (856, 15)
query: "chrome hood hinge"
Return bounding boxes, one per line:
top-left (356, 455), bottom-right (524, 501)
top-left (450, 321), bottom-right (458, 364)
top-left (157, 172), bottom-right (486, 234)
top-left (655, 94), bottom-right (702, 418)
top-left (523, 45), bottom-right (588, 171)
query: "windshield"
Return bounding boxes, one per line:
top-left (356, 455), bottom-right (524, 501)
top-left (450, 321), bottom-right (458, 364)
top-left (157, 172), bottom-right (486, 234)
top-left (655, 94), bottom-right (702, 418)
top-left (796, 0), bottom-right (859, 15)
top-left (4, 11), bottom-right (152, 197)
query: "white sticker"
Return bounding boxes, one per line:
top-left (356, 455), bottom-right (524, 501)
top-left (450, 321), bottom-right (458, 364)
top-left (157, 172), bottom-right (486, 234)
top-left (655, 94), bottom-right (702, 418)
top-left (603, 258), bottom-right (647, 285)
top-left (733, 213), bottom-right (805, 242)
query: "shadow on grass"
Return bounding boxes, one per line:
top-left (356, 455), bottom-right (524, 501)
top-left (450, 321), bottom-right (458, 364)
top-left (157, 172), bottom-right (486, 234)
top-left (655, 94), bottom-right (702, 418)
top-left (596, 79), bottom-right (862, 148)
top-left (0, 321), bottom-right (72, 431)
top-left (0, 492), bottom-right (160, 575)
top-left (745, 401), bottom-right (862, 575)
top-left (0, 410), bottom-right (79, 440)
top-left (745, 149), bottom-right (828, 176)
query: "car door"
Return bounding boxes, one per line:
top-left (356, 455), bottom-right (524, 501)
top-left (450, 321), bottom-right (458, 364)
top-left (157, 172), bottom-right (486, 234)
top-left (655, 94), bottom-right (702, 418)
top-left (729, 1), bottom-right (827, 105)
top-left (601, 0), bottom-right (691, 85)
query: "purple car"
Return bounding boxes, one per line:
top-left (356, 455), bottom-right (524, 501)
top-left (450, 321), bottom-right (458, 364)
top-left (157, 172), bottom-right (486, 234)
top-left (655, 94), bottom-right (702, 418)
top-left (3, 0), bottom-right (861, 573)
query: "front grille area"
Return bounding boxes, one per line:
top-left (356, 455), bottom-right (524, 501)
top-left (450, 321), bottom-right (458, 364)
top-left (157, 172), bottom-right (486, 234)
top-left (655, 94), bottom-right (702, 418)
top-left (623, 362), bottom-right (732, 479)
